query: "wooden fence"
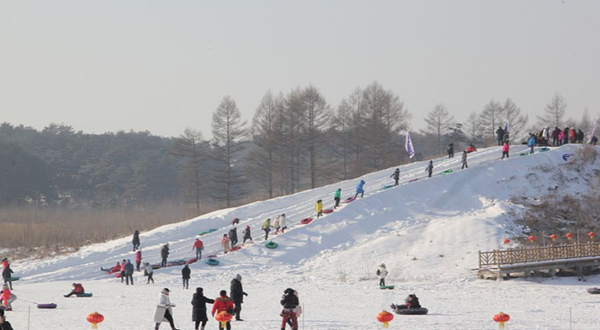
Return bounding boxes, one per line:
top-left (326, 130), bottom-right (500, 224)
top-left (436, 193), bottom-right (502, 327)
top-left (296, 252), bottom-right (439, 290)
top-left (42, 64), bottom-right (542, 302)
top-left (479, 242), bottom-right (600, 269)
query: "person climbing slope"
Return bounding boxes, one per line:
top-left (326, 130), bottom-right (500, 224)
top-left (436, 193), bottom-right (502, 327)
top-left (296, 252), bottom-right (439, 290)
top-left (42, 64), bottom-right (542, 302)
top-left (391, 168), bottom-right (400, 186)
top-left (333, 188), bottom-right (341, 209)
top-left (135, 248), bottom-right (142, 272)
top-left (272, 216), bottom-right (281, 235)
top-left (262, 219), bottom-right (272, 241)
top-left (354, 180), bottom-right (366, 199)
top-left (425, 161), bottom-right (434, 178)
top-left (191, 287), bottom-right (214, 330)
top-left (132, 230), bottom-right (141, 251)
top-left (228, 227), bottom-right (238, 247)
top-left (1, 261), bottom-right (13, 290)
top-left (377, 263), bottom-right (388, 287)
top-left (182, 265), bottom-right (191, 290)
top-left (221, 234), bottom-right (230, 254)
top-left (279, 214), bottom-right (287, 234)
top-left (161, 244), bottom-right (170, 268)
top-left (501, 141), bottom-right (510, 159)
top-left (461, 150), bottom-right (468, 169)
top-left (242, 226), bottom-right (252, 244)
top-left (315, 200), bottom-right (323, 219)
top-left (447, 143), bottom-right (454, 158)
top-left (193, 238), bottom-right (204, 260)
top-left (145, 262), bottom-right (155, 284)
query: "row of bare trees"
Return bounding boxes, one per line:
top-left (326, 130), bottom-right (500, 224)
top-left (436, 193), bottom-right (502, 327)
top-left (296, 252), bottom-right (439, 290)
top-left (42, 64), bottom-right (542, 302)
top-left (170, 86), bottom-right (595, 214)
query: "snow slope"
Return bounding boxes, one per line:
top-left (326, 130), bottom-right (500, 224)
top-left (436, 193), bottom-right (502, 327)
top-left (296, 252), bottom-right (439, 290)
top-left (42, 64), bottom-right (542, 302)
top-left (7, 144), bottom-right (600, 330)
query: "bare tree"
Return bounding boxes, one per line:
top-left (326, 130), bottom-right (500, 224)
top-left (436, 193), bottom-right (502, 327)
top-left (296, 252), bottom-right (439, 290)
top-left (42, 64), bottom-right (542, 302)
top-left (579, 108), bottom-right (593, 134)
top-left (501, 98), bottom-right (528, 140)
top-left (463, 111), bottom-right (482, 143)
top-left (279, 88), bottom-right (304, 194)
top-left (423, 104), bottom-right (454, 155)
top-left (211, 96), bottom-right (248, 207)
top-left (478, 99), bottom-right (503, 140)
top-left (538, 93), bottom-right (566, 128)
top-left (300, 86), bottom-right (332, 189)
top-left (248, 91), bottom-right (281, 199)
top-left (170, 128), bottom-right (206, 214)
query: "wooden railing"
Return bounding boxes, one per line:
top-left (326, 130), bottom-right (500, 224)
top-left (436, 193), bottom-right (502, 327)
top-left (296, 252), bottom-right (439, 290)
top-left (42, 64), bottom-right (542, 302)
top-left (479, 243), bottom-right (600, 268)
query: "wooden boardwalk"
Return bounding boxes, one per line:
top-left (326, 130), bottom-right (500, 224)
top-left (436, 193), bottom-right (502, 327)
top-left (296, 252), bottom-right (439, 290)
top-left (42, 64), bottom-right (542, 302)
top-left (478, 242), bottom-right (600, 280)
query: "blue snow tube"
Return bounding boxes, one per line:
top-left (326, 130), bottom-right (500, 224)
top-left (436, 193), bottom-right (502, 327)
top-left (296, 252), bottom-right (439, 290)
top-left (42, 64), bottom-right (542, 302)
top-left (205, 258), bottom-right (220, 266)
top-left (75, 293), bottom-right (93, 298)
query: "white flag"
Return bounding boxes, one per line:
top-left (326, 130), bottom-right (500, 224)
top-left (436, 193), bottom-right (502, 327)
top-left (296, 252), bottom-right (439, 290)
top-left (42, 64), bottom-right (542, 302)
top-left (587, 116), bottom-right (598, 144)
top-left (405, 132), bottom-right (415, 159)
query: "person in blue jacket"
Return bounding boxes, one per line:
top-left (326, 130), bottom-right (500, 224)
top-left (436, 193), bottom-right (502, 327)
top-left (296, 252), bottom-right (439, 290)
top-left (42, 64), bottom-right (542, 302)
top-left (527, 134), bottom-right (536, 154)
top-left (354, 180), bottom-right (366, 199)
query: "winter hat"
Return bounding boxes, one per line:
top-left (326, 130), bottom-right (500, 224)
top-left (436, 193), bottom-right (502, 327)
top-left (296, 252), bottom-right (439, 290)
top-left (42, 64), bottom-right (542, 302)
top-left (379, 263), bottom-right (385, 267)
top-left (284, 288), bottom-right (294, 294)
top-left (127, 259), bottom-right (131, 263)
top-left (219, 290), bottom-right (227, 297)
top-left (162, 288), bottom-right (170, 294)
top-left (196, 287), bottom-right (203, 294)
top-left (235, 274), bottom-right (242, 281)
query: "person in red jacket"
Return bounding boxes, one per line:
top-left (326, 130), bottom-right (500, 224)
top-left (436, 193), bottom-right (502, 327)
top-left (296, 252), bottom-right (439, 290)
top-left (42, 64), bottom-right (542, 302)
top-left (569, 128), bottom-right (576, 143)
top-left (211, 290), bottom-right (234, 330)
top-left (0, 284), bottom-right (15, 311)
top-left (120, 259), bottom-right (127, 283)
top-left (192, 238), bottom-right (204, 260)
top-left (135, 249), bottom-right (142, 272)
top-left (108, 262), bottom-right (121, 274)
top-left (64, 283), bottom-right (85, 297)
top-left (501, 142), bottom-right (510, 159)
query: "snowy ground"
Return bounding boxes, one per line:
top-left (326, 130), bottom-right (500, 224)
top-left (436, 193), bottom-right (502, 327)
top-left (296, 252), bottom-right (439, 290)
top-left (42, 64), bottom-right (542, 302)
top-left (6, 144), bottom-right (600, 330)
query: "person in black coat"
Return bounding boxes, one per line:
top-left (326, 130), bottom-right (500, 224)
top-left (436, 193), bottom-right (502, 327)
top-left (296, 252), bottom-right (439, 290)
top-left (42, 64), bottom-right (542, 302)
top-left (2, 264), bottom-right (13, 290)
top-left (191, 287), bottom-right (214, 330)
top-left (447, 143), bottom-right (454, 158)
top-left (425, 161), bottom-right (434, 178)
top-left (496, 126), bottom-right (505, 146)
top-left (228, 227), bottom-right (238, 247)
top-left (390, 168), bottom-right (400, 186)
top-left (132, 230), bottom-right (140, 251)
top-left (280, 288), bottom-right (300, 330)
top-left (229, 274), bottom-right (248, 321)
top-left (182, 265), bottom-right (191, 289)
top-left (0, 309), bottom-right (14, 330)
top-left (160, 244), bottom-right (169, 267)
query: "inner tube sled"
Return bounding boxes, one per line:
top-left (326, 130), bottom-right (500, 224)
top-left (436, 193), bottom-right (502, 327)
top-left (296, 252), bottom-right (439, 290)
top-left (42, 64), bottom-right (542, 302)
top-left (301, 218), bottom-right (313, 225)
top-left (37, 303), bottom-right (57, 309)
top-left (205, 258), bottom-right (219, 266)
top-left (395, 307), bottom-right (428, 315)
top-left (75, 293), bottom-right (93, 298)
top-left (265, 241), bottom-right (278, 249)
top-left (587, 287), bottom-right (600, 294)
top-left (322, 208), bottom-right (334, 214)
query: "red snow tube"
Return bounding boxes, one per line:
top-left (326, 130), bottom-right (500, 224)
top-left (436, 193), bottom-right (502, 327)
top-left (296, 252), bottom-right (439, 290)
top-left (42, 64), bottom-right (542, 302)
top-left (322, 208), bottom-right (334, 214)
top-left (114, 273), bottom-right (122, 278)
top-left (186, 258), bottom-right (198, 264)
top-left (301, 218), bottom-right (313, 225)
top-left (343, 197), bottom-right (356, 203)
top-left (229, 246), bottom-right (242, 252)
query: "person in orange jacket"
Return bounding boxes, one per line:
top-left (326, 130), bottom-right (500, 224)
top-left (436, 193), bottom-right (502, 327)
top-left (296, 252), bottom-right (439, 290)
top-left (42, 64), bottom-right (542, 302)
top-left (211, 290), bottom-right (234, 330)
top-left (192, 238), bottom-right (204, 260)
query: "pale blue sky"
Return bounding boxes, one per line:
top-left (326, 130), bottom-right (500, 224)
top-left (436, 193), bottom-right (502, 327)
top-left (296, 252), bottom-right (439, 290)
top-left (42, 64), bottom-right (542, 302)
top-left (1, 0), bottom-right (598, 137)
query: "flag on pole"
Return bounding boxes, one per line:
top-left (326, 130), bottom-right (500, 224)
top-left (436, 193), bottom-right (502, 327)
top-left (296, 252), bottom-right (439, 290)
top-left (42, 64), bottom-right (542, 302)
top-left (504, 120), bottom-right (509, 133)
top-left (587, 116), bottom-right (598, 144)
top-left (405, 132), bottom-right (415, 159)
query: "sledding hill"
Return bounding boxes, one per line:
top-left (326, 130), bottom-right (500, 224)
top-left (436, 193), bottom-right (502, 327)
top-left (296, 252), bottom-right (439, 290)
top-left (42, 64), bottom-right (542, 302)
top-left (14, 144), bottom-right (598, 283)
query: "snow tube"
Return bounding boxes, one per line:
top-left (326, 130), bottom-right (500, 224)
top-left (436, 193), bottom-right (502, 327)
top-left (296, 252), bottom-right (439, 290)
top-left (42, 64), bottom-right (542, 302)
top-left (562, 153), bottom-right (574, 161)
top-left (199, 228), bottom-right (218, 236)
top-left (439, 169), bottom-right (453, 175)
top-left (322, 208), bottom-right (334, 214)
top-left (166, 259), bottom-right (186, 267)
top-left (409, 178), bottom-right (419, 183)
top-left (37, 303), bottom-right (57, 309)
top-left (76, 293), bottom-right (93, 298)
top-left (150, 263), bottom-right (162, 270)
top-left (380, 285), bottom-right (395, 290)
top-left (343, 197), bottom-right (356, 203)
top-left (9, 276), bottom-right (19, 281)
top-left (519, 152), bottom-right (528, 156)
top-left (539, 147), bottom-right (550, 152)
top-left (229, 246), bottom-right (242, 252)
top-left (395, 308), bottom-right (428, 315)
top-left (587, 287), bottom-right (600, 294)
top-left (301, 218), bottom-right (313, 225)
top-left (383, 184), bottom-right (395, 189)
top-left (205, 258), bottom-right (219, 266)
top-left (186, 258), bottom-right (198, 264)
top-left (265, 241), bottom-right (278, 249)
top-left (114, 273), bottom-right (122, 278)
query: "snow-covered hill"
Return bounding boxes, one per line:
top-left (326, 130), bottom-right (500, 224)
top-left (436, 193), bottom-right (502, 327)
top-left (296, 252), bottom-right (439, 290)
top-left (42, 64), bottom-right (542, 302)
top-left (7, 144), bottom-right (600, 330)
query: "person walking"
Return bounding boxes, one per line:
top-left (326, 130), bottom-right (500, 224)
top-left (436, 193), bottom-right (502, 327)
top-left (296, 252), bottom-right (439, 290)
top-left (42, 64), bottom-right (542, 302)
top-left (272, 216), bottom-right (281, 235)
top-left (161, 244), bottom-right (170, 268)
top-left (242, 225), bottom-right (252, 245)
top-left (501, 142), bottom-right (510, 159)
top-left (447, 143), bottom-right (454, 158)
top-left (230, 274), bottom-right (248, 321)
top-left (1, 261), bottom-right (13, 290)
top-left (496, 126), bottom-right (505, 146)
top-left (315, 200), bottom-right (323, 219)
top-left (221, 234), bottom-right (230, 254)
top-left (333, 188), bottom-right (341, 209)
top-left (461, 151), bottom-right (468, 169)
top-left (354, 180), bottom-right (366, 199)
top-left (182, 265), bottom-right (191, 290)
top-left (132, 230), bottom-right (141, 251)
top-left (125, 259), bottom-right (134, 285)
top-left (228, 227), bottom-right (238, 247)
top-left (145, 262), bottom-right (155, 284)
top-left (135, 248), bottom-right (142, 272)
top-left (153, 288), bottom-right (179, 330)
top-left (280, 288), bottom-right (300, 330)
top-left (193, 238), bottom-right (204, 260)
top-left (191, 287), bottom-right (214, 330)
top-left (377, 263), bottom-right (388, 287)
top-left (528, 134), bottom-right (536, 154)
top-left (262, 219), bottom-right (271, 241)
top-left (391, 168), bottom-right (400, 186)
top-left (279, 214), bottom-right (287, 234)
top-left (211, 290), bottom-right (234, 330)
top-left (425, 161), bottom-right (434, 178)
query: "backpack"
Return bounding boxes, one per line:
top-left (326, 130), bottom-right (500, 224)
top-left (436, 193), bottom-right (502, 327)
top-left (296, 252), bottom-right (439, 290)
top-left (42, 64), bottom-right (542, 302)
top-left (376, 269), bottom-right (381, 276)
